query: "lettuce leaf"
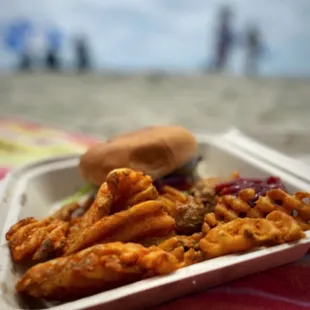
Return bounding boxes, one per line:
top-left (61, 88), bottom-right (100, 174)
top-left (60, 183), bottom-right (97, 205)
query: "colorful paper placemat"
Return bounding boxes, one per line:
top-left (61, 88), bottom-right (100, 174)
top-left (0, 117), bottom-right (99, 180)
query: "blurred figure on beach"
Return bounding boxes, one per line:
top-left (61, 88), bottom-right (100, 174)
top-left (209, 5), bottom-right (234, 72)
top-left (74, 36), bottom-right (91, 72)
top-left (44, 46), bottom-right (60, 71)
top-left (3, 19), bottom-right (34, 72)
top-left (243, 25), bottom-right (263, 76)
top-left (18, 32), bottom-right (42, 72)
top-left (18, 47), bottom-right (32, 71)
top-left (44, 28), bottom-right (62, 71)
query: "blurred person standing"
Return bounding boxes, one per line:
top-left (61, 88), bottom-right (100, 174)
top-left (44, 28), bottom-right (62, 71)
top-left (3, 19), bottom-right (33, 71)
top-left (19, 30), bottom-right (45, 72)
top-left (44, 46), bottom-right (60, 71)
top-left (74, 36), bottom-right (91, 72)
top-left (17, 31), bottom-right (33, 71)
top-left (210, 5), bottom-right (234, 72)
top-left (244, 25), bottom-right (263, 76)
top-left (18, 46), bottom-right (32, 71)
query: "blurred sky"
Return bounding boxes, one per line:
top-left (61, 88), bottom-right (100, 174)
top-left (0, 0), bottom-right (310, 76)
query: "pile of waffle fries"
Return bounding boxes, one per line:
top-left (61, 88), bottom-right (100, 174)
top-left (5, 168), bottom-right (309, 302)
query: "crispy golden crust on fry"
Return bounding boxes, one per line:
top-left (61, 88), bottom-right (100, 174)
top-left (199, 210), bottom-right (305, 259)
top-left (199, 217), bottom-right (281, 258)
top-left (6, 169), bottom-right (160, 263)
top-left (158, 186), bottom-right (188, 216)
top-left (32, 221), bottom-right (69, 261)
top-left (64, 200), bottom-right (175, 255)
top-left (158, 233), bottom-right (204, 267)
top-left (266, 211), bottom-right (305, 242)
top-left (203, 188), bottom-right (310, 232)
top-left (6, 217), bottom-right (37, 241)
top-left (6, 217), bottom-right (69, 262)
top-left (138, 233), bottom-right (176, 247)
top-left (63, 168), bottom-right (159, 249)
top-left (82, 168), bottom-right (158, 227)
top-left (16, 242), bottom-right (178, 301)
top-left (269, 190), bottom-right (310, 230)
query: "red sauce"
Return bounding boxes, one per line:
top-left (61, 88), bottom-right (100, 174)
top-left (215, 176), bottom-right (287, 200)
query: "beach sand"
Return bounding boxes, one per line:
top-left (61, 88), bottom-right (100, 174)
top-left (1, 73), bottom-right (310, 157)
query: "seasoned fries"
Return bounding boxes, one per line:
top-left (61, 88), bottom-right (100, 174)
top-left (16, 242), bottom-right (179, 301)
top-left (203, 188), bottom-right (310, 232)
top-left (200, 211), bottom-right (305, 259)
top-left (6, 217), bottom-right (69, 262)
top-left (64, 200), bottom-right (176, 255)
top-left (5, 169), bottom-right (309, 302)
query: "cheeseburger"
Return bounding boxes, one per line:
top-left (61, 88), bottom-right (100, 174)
top-left (79, 126), bottom-right (200, 189)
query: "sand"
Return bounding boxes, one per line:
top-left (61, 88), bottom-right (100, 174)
top-left (1, 73), bottom-right (310, 157)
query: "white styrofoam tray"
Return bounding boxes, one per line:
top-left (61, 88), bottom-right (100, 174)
top-left (0, 176), bottom-right (12, 237)
top-left (1, 136), bottom-right (310, 310)
top-left (297, 155), bottom-right (310, 166)
top-left (219, 128), bottom-right (310, 185)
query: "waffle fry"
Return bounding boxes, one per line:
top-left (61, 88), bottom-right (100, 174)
top-left (16, 242), bottom-right (179, 301)
top-left (200, 211), bottom-right (305, 259)
top-left (266, 210), bottom-right (305, 242)
top-left (267, 190), bottom-right (310, 231)
top-left (64, 200), bottom-right (175, 255)
top-left (6, 217), bottom-right (69, 262)
top-left (158, 185), bottom-right (188, 216)
top-left (158, 233), bottom-right (204, 267)
top-left (203, 188), bottom-right (310, 232)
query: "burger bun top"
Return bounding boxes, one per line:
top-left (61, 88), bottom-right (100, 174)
top-left (79, 126), bottom-right (198, 186)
